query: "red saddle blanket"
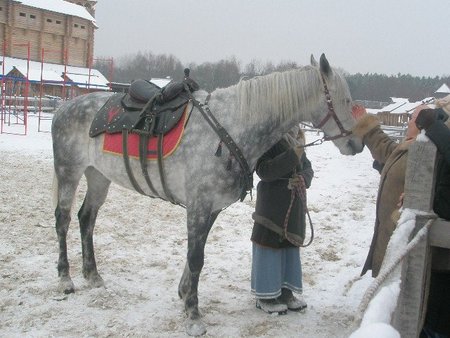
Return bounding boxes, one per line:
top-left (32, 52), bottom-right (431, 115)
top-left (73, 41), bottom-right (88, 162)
top-left (103, 105), bottom-right (189, 159)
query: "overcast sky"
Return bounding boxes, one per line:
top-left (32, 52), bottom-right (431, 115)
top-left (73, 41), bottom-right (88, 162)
top-left (93, 0), bottom-right (449, 77)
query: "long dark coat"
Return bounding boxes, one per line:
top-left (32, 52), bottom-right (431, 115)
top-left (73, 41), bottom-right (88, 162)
top-left (423, 118), bottom-right (450, 335)
top-left (251, 139), bottom-right (314, 249)
top-left (425, 118), bottom-right (450, 221)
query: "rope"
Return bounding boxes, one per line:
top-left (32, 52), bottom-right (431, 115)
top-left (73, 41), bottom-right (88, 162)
top-left (283, 174), bottom-right (314, 247)
top-left (355, 218), bottom-right (434, 323)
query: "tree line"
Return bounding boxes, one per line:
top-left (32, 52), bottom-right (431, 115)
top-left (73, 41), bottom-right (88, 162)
top-left (94, 51), bottom-right (450, 102)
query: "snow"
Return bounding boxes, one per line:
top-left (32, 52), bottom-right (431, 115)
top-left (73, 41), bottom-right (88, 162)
top-left (0, 115), bottom-right (406, 337)
top-left (150, 78), bottom-right (172, 88)
top-left (366, 97), bottom-right (435, 115)
top-left (349, 323), bottom-right (400, 338)
top-left (1, 56), bottom-right (110, 90)
top-left (17, 0), bottom-right (96, 23)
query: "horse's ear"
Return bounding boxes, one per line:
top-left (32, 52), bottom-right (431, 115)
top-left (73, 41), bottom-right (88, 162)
top-left (310, 54), bottom-right (318, 67)
top-left (319, 53), bottom-right (332, 76)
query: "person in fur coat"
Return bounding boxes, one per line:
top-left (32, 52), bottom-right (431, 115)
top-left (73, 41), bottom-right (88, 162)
top-left (352, 104), bottom-right (429, 277)
top-left (353, 100), bottom-right (450, 337)
top-left (251, 126), bottom-right (313, 315)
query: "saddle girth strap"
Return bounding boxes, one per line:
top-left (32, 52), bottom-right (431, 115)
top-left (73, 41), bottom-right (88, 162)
top-left (122, 129), bottom-right (146, 195)
top-left (192, 99), bottom-right (253, 201)
top-left (157, 133), bottom-right (176, 204)
top-left (138, 124), bottom-right (158, 196)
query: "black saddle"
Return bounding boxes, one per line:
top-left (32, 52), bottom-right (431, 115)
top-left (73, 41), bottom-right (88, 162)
top-left (89, 76), bottom-right (197, 137)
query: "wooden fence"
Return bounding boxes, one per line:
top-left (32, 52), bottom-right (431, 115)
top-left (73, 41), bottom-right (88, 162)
top-left (377, 111), bottom-right (409, 127)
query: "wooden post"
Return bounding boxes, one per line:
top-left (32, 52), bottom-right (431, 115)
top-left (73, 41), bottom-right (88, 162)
top-left (392, 140), bottom-right (437, 337)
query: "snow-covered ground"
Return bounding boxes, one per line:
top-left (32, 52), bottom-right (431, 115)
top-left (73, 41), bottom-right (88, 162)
top-left (0, 114), bottom-right (381, 337)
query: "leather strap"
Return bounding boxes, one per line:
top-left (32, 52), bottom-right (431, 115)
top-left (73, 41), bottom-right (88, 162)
top-left (138, 125), bottom-right (158, 196)
top-left (157, 133), bottom-right (176, 204)
top-left (122, 129), bottom-right (146, 195)
top-left (192, 99), bottom-right (253, 201)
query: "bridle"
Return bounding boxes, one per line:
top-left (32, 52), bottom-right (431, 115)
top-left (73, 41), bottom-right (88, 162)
top-left (311, 72), bottom-right (353, 142)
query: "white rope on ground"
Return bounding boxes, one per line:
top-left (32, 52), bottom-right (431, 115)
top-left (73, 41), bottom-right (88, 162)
top-left (355, 218), bottom-right (434, 323)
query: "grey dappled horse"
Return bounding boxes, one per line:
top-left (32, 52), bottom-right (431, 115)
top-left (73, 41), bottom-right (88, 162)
top-left (52, 54), bottom-right (363, 336)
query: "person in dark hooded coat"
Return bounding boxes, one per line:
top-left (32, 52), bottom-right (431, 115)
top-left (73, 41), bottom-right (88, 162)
top-left (251, 127), bottom-right (314, 315)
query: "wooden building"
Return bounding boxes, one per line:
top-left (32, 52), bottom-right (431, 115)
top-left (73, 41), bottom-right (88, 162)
top-left (372, 97), bottom-right (435, 127)
top-left (0, 0), bottom-right (97, 67)
top-left (0, 1), bottom-right (110, 101)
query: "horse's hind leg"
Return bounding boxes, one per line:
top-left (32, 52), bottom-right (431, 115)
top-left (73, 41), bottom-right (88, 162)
top-left (179, 206), bottom-right (221, 336)
top-left (55, 167), bottom-right (84, 294)
top-left (78, 166), bottom-right (111, 288)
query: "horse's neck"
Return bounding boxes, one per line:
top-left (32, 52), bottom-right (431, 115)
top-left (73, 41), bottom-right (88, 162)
top-left (207, 70), bottom-right (321, 169)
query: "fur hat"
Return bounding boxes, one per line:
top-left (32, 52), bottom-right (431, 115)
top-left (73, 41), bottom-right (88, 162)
top-left (436, 94), bottom-right (450, 114)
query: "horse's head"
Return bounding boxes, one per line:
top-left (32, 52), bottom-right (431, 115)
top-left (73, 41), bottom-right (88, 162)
top-left (310, 54), bottom-right (364, 155)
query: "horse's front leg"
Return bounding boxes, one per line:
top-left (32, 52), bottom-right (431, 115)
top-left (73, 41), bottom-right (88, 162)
top-left (179, 208), bottom-right (220, 336)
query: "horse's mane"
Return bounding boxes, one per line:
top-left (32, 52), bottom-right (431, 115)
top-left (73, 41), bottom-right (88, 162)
top-left (233, 65), bottom-right (320, 122)
top-left (233, 65), bottom-right (348, 123)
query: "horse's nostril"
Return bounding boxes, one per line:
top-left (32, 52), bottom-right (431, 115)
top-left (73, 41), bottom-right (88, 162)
top-left (348, 139), bottom-right (358, 155)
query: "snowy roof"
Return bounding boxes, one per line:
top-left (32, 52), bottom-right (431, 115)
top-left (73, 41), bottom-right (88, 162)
top-left (1, 56), bottom-right (110, 90)
top-left (150, 78), bottom-right (172, 88)
top-left (436, 83), bottom-right (450, 94)
top-left (15, 0), bottom-right (96, 23)
top-left (366, 97), bottom-right (435, 115)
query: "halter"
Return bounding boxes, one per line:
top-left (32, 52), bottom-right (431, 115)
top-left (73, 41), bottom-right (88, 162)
top-left (312, 72), bottom-right (353, 141)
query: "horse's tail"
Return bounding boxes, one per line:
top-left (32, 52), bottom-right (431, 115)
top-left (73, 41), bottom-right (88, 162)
top-left (52, 172), bottom-right (59, 210)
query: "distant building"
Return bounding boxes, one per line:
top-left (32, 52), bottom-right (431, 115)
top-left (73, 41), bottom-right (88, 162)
top-left (0, 0), bottom-right (111, 99)
top-left (0, 0), bottom-right (96, 67)
top-left (435, 83), bottom-right (450, 99)
top-left (367, 97), bottom-right (435, 127)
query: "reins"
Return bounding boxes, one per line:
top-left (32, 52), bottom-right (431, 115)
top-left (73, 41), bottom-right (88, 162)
top-left (283, 173), bottom-right (314, 247)
top-left (312, 72), bottom-right (353, 142)
top-left (281, 71), bottom-right (355, 246)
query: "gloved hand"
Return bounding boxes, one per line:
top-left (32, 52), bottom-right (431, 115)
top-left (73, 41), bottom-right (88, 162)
top-left (288, 174), bottom-right (304, 190)
top-left (293, 145), bottom-right (304, 159)
top-left (352, 114), bottom-right (380, 138)
top-left (415, 108), bottom-right (449, 130)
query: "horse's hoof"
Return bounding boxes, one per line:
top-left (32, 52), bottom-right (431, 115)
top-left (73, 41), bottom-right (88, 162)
top-left (88, 274), bottom-right (104, 288)
top-left (59, 277), bottom-right (75, 294)
top-left (186, 319), bottom-right (206, 336)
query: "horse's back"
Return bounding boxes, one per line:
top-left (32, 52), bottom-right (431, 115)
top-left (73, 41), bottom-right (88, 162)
top-left (53, 92), bottom-right (113, 125)
top-left (52, 92), bottom-right (114, 168)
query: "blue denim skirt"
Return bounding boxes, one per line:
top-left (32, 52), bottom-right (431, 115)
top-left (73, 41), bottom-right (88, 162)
top-left (251, 243), bottom-right (303, 299)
